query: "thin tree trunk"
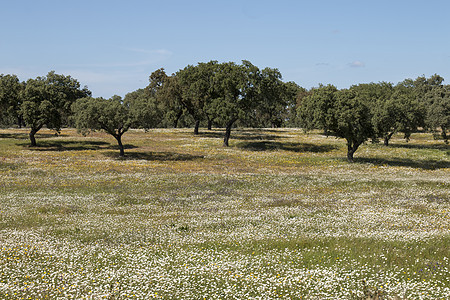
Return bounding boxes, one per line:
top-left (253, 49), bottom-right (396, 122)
top-left (223, 119), bottom-right (236, 147)
top-left (347, 148), bottom-right (354, 163)
top-left (346, 141), bottom-right (360, 163)
top-left (384, 132), bottom-right (394, 146)
top-left (29, 125), bottom-right (42, 147)
top-left (443, 127), bottom-right (448, 144)
top-left (115, 134), bottom-right (125, 157)
top-left (194, 120), bottom-right (200, 135)
top-left (173, 110), bottom-right (183, 128)
top-left (29, 129), bottom-right (37, 147)
top-left (18, 116), bottom-right (24, 128)
top-left (207, 119), bottom-right (212, 130)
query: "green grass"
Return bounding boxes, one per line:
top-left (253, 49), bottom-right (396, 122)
top-left (0, 127), bottom-right (449, 299)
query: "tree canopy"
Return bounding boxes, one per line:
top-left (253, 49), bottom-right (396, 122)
top-left (21, 71), bottom-right (91, 146)
top-left (0, 67), bottom-right (448, 162)
top-left (72, 92), bottom-right (162, 157)
top-left (0, 74), bottom-right (23, 127)
top-left (426, 85), bottom-right (450, 143)
top-left (298, 84), bottom-right (375, 162)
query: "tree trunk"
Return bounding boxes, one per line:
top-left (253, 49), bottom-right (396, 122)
top-left (115, 134), bottom-right (125, 157)
top-left (347, 148), bottom-right (354, 163)
top-left (29, 129), bottom-right (37, 147)
top-left (28, 125), bottom-right (43, 147)
top-left (443, 127), bottom-right (448, 144)
top-left (384, 132), bottom-right (394, 146)
top-left (194, 120), bottom-right (200, 135)
top-left (223, 119), bottom-right (236, 147)
top-left (173, 110), bottom-right (183, 128)
top-left (18, 116), bottom-right (24, 128)
top-left (346, 141), bottom-right (360, 163)
top-left (207, 119), bottom-right (212, 131)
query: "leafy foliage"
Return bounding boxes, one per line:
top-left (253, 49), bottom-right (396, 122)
top-left (298, 85), bottom-right (375, 162)
top-left (249, 67), bottom-right (291, 128)
top-left (297, 84), bottom-right (338, 133)
top-left (0, 74), bottom-right (24, 127)
top-left (21, 72), bottom-right (90, 146)
top-left (72, 93), bottom-right (162, 156)
top-left (367, 81), bottom-right (424, 146)
top-left (72, 96), bottom-right (131, 157)
top-left (332, 87), bottom-right (375, 162)
top-left (1, 67), bottom-right (448, 161)
top-left (152, 70), bottom-right (189, 128)
top-left (426, 85), bottom-right (450, 143)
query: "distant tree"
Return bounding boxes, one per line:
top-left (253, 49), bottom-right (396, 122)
top-left (72, 94), bottom-right (162, 157)
top-left (161, 76), bottom-right (186, 128)
top-left (426, 85), bottom-right (450, 143)
top-left (410, 74), bottom-right (444, 98)
top-left (147, 68), bottom-right (168, 97)
top-left (332, 87), bottom-right (375, 162)
top-left (352, 82), bottom-right (396, 145)
top-left (297, 84), bottom-right (338, 134)
top-left (208, 61), bottom-right (261, 146)
top-left (177, 61), bottom-right (219, 134)
top-left (152, 70), bottom-right (187, 128)
top-left (0, 74), bottom-right (24, 127)
top-left (124, 89), bottom-right (163, 131)
top-left (375, 82), bottom-right (426, 146)
top-left (45, 71), bottom-right (91, 126)
top-left (298, 85), bottom-right (374, 162)
top-left (21, 71), bottom-right (91, 146)
top-left (283, 81), bottom-right (305, 127)
top-left (72, 96), bottom-right (130, 157)
top-left (251, 67), bottom-right (287, 128)
top-left (394, 74), bottom-right (444, 131)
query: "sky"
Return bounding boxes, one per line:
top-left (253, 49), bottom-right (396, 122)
top-left (1, 0), bottom-right (449, 98)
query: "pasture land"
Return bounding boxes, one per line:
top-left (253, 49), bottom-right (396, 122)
top-left (0, 128), bottom-right (449, 299)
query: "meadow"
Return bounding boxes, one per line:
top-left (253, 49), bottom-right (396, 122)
top-left (0, 127), bottom-right (448, 299)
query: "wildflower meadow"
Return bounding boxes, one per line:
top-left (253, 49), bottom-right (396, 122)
top-left (0, 128), bottom-right (448, 299)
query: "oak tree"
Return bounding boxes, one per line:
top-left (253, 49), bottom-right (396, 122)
top-left (298, 85), bottom-right (375, 162)
top-left (72, 93), bottom-right (162, 157)
top-left (0, 74), bottom-right (24, 127)
top-left (21, 71), bottom-right (90, 146)
top-left (426, 85), bottom-right (450, 143)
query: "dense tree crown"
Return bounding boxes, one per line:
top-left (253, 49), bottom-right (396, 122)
top-left (297, 77), bottom-right (448, 161)
top-left (0, 74), bottom-right (23, 127)
top-left (0, 66), bottom-right (448, 161)
top-left (298, 84), bottom-right (374, 162)
top-left (72, 92), bottom-right (162, 157)
top-left (20, 71), bottom-right (91, 146)
top-left (426, 85), bottom-right (450, 143)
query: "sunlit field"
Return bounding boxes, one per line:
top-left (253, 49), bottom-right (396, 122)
top-left (0, 128), bottom-right (448, 299)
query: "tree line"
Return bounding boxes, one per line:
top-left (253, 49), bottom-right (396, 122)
top-left (0, 61), bottom-right (448, 161)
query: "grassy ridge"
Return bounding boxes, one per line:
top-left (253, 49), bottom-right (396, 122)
top-left (0, 128), bottom-right (449, 299)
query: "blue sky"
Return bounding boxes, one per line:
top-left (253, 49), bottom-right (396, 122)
top-left (1, 0), bottom-right (449, 98)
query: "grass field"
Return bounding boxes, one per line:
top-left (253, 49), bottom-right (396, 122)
top-left (0, 127), bottom-right (449, 299)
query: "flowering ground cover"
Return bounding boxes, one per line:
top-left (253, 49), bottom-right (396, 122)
top-left (0, 128), bottom-right (448, 299)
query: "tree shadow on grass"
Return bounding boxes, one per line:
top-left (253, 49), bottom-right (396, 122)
top-left (388, 143), bottom-right (450, 156)
top-left (195, 131), bottom-right (223, 139)
top-left (236, 141), bottom-right (338, 153)
top-left (198, 130), bottom-right (284, 141)
top-left (103, 151), bottom-right (204, 161)
top-left (356, 157), bottom-right (449, 170)
top-left (0, 132), bottom-right (57, 140)
top-left (18, 140), bottom-right (138, 152)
